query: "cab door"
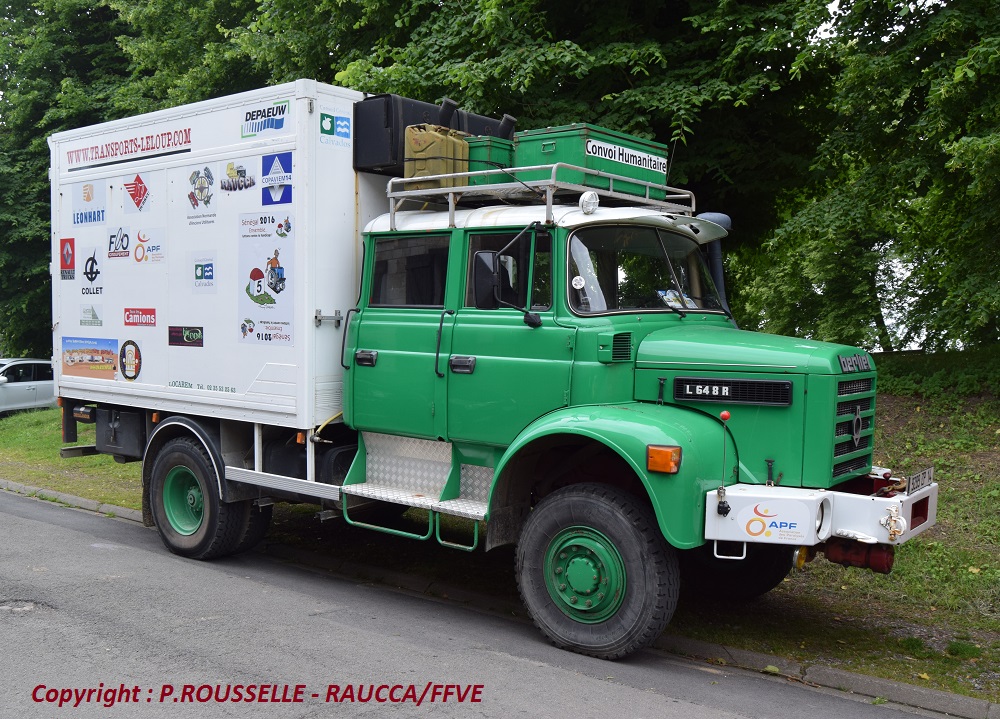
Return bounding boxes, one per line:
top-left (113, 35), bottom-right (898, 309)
top-left (446, 230), bottom-right (573, 446)
top-left (349, 233), bottom-right (455, 439)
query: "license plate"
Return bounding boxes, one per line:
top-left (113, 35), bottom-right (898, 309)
top-left (906, 467), bottom-right (934, 495)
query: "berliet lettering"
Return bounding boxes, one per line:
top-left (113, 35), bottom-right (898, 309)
top-left (838, 354), bottom-right (872, 373)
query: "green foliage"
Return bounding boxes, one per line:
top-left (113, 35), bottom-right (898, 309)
top-left (734, 0), bottom-right (1000, 350)
top-left (876, 346), bottom-right (1000, 397)
top-left (0, 0), bottom-right (132, 357)
top-left (0, 0), bottom-right (997, 357)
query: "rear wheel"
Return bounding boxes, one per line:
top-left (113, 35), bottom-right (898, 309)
top-left (516, 484), bottom-right (678, 659)
top-left (149, 437), bottom-right (244, 559)
top-left (233, 502), bottom-right (273, 553)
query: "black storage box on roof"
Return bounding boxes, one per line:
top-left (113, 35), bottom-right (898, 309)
top-left (354, 93), bottom-right (514, 176)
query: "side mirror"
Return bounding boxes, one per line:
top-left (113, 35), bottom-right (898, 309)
top-left (0, 376), bottom-right (7, 385)
top-left (473, 251), bottom-right (499, 310)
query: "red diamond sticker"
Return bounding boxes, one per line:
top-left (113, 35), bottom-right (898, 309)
top-left (124, 174), bottom-right (149, 210)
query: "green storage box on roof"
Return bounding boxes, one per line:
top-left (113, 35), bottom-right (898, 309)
top-left (466, 136), bottom-right (515, 186)
top-left (513, 124), bottom-right (670, 198)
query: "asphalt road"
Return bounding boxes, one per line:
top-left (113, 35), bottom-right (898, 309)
top-left (1, 491), bottom-right (946, 719)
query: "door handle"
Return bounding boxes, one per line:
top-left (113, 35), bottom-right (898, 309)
top-left (434, 309), bottom-right (455, 377)
top-left (354, 350), bottom-right (378, 367)
top-left (449, 356), bottom-right (476, 374)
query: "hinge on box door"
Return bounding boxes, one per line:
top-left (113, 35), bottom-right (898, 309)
top-left (315, 309), bottom-right (342, 327)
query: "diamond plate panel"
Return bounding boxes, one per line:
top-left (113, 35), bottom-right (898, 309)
top-left (432, 498), bottom-right (488, 520)
top-left (341, 483), bottom-right (439, 510)
top-left (363, 432), bottom-right (450, 496)
top-left (459, 464), bottom-right (492, 504)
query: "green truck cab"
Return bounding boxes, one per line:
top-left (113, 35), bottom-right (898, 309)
top-left (340, 167), bottom-right (938, 658)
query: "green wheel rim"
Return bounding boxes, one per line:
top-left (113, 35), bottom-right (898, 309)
top-left (162, 466), bottom-right (204, 536)
top-left (543, 526), bottom-right (627, 623)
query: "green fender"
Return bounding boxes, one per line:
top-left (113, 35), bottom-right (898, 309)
top-left (491, 402), bottom-right (737, 549)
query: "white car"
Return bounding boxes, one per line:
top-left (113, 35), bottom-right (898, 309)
top-left (0, 358), bottom-right (57, 413)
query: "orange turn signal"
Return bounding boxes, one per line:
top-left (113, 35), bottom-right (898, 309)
top-left (647, 445), bottom-right (681, 474)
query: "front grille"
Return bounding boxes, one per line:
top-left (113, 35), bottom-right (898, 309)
top-left (838, 378), bottom-right (873, 396)
top-left (834, 456), bottom-right (870, 477)
top-left (837, 397), bottom-right (871, 416)
top-left (673, 378), bottom-right (792, 406)
top-left (836, 416), bottom-right (871, 437)
top-left (834, 434), bottom-right (871, 457)
top-left (830, 374), bottom-right (876, 480)
top-left (612, 333), bottom-right (632, 361)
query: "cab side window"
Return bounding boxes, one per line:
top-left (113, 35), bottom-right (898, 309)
top-left (465, 232), bottom-right (551, 310)
top-left (370, 235), bottom-right (449, 307)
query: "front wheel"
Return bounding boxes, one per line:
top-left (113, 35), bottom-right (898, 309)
top-left (149, 437), bottom-right (245, 559)
top-left (516, 484), bottom-right (679, 659)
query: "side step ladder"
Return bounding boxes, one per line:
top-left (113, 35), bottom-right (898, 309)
top-left (339, 432), bottom-right (491, 551)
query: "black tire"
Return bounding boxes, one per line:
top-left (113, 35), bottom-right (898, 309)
top-left (232, 502), bottom-right (273, 553)
top-left (678, 542), bottom-right (793, 601)
top-left (149, 437), bottom-right (245, 559)
top-left (516, 484), bottom-right (679, 659)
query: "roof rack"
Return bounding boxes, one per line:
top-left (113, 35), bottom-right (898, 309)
top-left (385, 163), bottom-right (696, 230)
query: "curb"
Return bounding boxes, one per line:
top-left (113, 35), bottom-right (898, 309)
top-left (0, 478), bottom-right (143, 523)
top-left (2, 478), bottom-right (997, 717)
top-left (656, 635), bottom-right (999, 719)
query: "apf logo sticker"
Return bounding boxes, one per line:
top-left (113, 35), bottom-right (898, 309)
top-left (744, 505), bottom-right (788, 538)
top-left (736, 500), bottom-right (810, 542)
top-left (133, 230), bottom-right (164, 263)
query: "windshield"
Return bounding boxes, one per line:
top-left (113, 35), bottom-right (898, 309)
top-left (567, 225), bottom-right (725, 315)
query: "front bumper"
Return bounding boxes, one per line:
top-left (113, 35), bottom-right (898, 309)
top-left (704, 469), bottom-right (938, 547)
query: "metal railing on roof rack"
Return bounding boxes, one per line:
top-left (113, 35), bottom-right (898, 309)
top-left (385, 163), bottom-right (696, 230)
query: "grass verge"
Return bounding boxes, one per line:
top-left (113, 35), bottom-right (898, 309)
top-left (1, 382), bottom-right (997, 701)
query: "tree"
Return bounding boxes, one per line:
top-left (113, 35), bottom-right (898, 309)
top-left (108, 0), bottom-right (268, 110)
top-left (735, 0), bottom-right (1000, 350)
top-left (0, 0), bottom-right (131, 356)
